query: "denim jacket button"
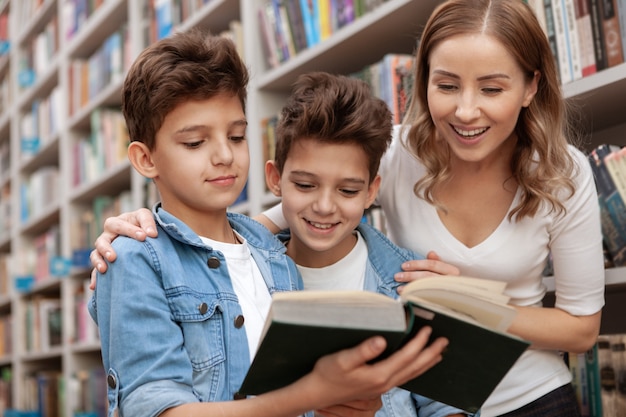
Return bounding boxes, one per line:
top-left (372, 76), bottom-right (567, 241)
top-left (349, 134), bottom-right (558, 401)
top-left (234, 315), bottom-right (245, 328)
top-left (107, 373), bottom-right (117, 389)
top-left (207, 257), bottom-right (221, 268)
top-left (198, 302), bottom-right (208, 315)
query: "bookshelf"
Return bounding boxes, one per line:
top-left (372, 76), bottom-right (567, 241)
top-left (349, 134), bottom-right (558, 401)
top-left (0, 0), bottom-right (623, 415)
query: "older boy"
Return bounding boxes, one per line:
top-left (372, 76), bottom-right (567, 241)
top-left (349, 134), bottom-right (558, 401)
top-left (89, 29), bottom-right (447, 417)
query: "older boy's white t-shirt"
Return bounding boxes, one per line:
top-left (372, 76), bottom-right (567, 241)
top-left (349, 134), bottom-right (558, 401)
top-left (200, 233), bottom-right (271, 361)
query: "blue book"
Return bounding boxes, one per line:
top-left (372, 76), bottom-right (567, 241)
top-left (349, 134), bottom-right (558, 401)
top-left (299, 0), bottom-right (316, 47)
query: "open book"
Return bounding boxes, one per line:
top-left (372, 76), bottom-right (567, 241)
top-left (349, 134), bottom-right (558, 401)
top-left (238, 276), bottom-right (530, 413)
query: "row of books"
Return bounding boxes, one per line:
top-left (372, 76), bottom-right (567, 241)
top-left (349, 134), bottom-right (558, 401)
top-left (0, 253), bottom-right (8, 296)
top-left (0, 183), bottom-right (9, 243)
top-left (0, 8), bottom-right (8, 56)
top-left (350, 53), bottom-right (414, 125)
top-left (71, 107), bottom-right (129, 188)
top-left (16, 13), bottom-right (57, 91)
top-left (4, 367), bottom-right (106, 417)
top-left (149, 0), bottom-right (245, 57)
top-left (258, 0), bottom-right (390, 68)
top-left (24, 296), bottom-right (62, 354)
top-left (259, 52), bottom-right (415, 173)
top-left (0, 68), bottom-right (10, 115)
top-left (70, 192), bottom-right (133, 270)
top-left (67, 27), bottom-right (127, 117)
top-left (0, 367), bottom-right (12, 415)
top-left (569, 333), bottom-right (626, 417)
top-left (150, 0), bottom-right (221, 42)
top-left (525, 0), bottom-right (626, 85)
top-left (20, 86), bottom-right (64, 163)
top-left (64, 0), bottom-right (107, 42)
top-left (73, 280), bottom-right (99, 346)
top-left (0, 279), bottom-right (97, 354)
top-left (0, 133), bottom-right (8, 179)
top-left (0, 315), bottom-right (11, 357)
top-left (19, 165), bottom-right (59, 224)
top-left (588, 144), bottom-right (626, 268)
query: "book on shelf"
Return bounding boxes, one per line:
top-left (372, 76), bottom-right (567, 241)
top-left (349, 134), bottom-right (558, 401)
top-left (575, 0), bottom-right (599, 76)
top-left (571, 334), bottom-right (626, 417)
top-left (588, 144), bottom-right (626, 267)
top-left (589, 0), bottom-right (609, 72)
top-left (619, 0), bottom-right (626, 59)
top-left (568, 351), bottom-right (591, 416)
top-left (239, 275), bottom-right (530, 413)
top-left (600, 0), bottom-right (625, 67)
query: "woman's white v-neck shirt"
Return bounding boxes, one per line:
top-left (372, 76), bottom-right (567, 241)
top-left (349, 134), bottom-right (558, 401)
top-left (377, 125), bottom-right (605, 416)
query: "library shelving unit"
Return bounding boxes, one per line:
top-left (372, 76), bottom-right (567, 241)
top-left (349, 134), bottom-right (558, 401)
top-left (0, 0), bottom-right (623, 415)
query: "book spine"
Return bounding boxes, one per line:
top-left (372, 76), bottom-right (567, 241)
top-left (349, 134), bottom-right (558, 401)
top-left (564, 0), bottom-right (584, 80)
top-left (600, 0), bottom-right (625, 67)
top-left (271, 0), bottom-right (292, 62)
top-left (589, 0), bottom-right (608, 70)
top-left (617, 0), bottom-right (626, 57)
top-left (277, 0), bottom-right (297, 58)
top-left (318, 0), bottom-right (332, 40)
top-left (575, 0), bottom-right (598, 76)
top-left (544, 0), bottom-right (564, 80)
top-left (258, 5), bottom-right (280, 68)
top-left (597, 337), bottom-right (617, 416)
top-left (553, 0), bottom-right (575, 83)
top-left (285, 0), bottom-right (308, 53)
top-left (299, 0), bottom-right (317, 47)
top-left (585, 343), bottom-right (604, 417)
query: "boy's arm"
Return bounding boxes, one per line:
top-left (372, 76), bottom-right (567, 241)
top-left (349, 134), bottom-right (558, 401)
top-left (91, 204), bottom-right (285, 273)
top-left (255, 202), bottom-right (288, 233)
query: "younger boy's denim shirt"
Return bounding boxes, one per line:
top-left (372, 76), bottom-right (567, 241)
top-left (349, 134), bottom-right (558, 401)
top-left (89, 205), bottom-right (302, 417)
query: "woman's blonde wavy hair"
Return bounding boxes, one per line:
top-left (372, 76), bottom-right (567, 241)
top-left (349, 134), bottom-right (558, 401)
top-left (402, 0), bottom-right (580, 221)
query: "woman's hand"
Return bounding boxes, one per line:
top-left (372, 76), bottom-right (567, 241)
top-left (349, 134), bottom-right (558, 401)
top-left (395, 251), bottom-right (460, 293)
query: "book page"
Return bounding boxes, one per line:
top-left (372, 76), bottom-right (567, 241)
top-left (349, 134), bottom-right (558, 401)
top-left (401, 275), bottom-right (510, 304)
top-left (267, 291), bottom-right (407, 333)
top-left (400, 276), bottom-right (517, 332)
top-left (407, 293), bottom-right (517, 332)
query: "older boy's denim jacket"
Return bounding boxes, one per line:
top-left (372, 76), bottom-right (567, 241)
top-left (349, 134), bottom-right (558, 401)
top-left (279, 222), bottom-right (473, 417)
top-left (89, 205), bottom-right (303, 417)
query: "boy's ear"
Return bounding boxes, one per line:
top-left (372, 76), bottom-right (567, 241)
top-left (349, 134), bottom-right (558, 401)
top-left (364, 175), bottom-right (382, 209)
top-left (265, 160), bottom-right (282, 196)
top-left (128, 141), bottom-right (158, 179)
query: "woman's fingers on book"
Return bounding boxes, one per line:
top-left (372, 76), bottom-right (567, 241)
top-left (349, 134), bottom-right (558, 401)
top-left (395, 253), bottom-right (461, 283)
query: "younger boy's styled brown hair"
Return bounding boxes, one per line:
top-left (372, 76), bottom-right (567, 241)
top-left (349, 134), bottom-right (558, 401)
top-left (122, 29), bottom-right (249, 150)
top-left (274, 72), bottom-right (392, 183)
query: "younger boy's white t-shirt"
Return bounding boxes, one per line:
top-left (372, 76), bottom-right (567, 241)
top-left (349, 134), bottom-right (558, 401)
top-left (297, 231), bottom-right (367, 291)
top-left (200, 233), bottom-right (271, 361)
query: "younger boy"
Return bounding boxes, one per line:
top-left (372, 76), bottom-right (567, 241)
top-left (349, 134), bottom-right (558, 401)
top-left (88, 29), bottom-right (447, 417)
top-left (261, 72), bottom-right (467, 417)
